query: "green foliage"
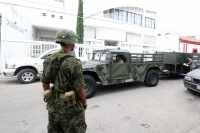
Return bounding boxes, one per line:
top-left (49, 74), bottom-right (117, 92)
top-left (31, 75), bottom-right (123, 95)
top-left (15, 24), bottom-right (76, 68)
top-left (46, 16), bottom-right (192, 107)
top-left (76, 0), bottom-right (84, 44)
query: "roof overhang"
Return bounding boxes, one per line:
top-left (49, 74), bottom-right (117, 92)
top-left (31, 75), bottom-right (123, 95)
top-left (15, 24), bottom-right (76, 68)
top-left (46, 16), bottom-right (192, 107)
top-left (179, 36), bottom-right (200, 45)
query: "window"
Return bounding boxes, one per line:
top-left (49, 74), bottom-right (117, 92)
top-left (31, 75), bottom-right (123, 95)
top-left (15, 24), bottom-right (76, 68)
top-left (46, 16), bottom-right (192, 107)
top-left (51, 15), bottom-right (55, 18)
top-left (103, 8), bottom-right (142, 26)
top-left (145, 17), bottom-right (155, 29)
top-left (60, 16), bottom-right (63, 19)
top-left (103, 10), bottom-right (108, 18)
top-left (128, 12), bottom-right (134, 23)
top-left (42, 13), bottom-right (46, 17)
top-left (119, 10), bottom-right (124, 21)
top-left (105, 40), bottom-right (118, 46)
top-left (134, 14), bottom-right (142, 26)
top-left (108, 9), bottom-right (114, 19)
top-left (114, 9), bottom-right (119, 20)
top-left (143, 35), bottom-right (156, 45)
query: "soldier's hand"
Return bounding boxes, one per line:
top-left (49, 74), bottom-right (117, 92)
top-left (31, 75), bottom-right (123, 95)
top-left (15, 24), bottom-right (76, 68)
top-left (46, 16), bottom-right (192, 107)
top-left (83, 102), bottom-right (88, 110)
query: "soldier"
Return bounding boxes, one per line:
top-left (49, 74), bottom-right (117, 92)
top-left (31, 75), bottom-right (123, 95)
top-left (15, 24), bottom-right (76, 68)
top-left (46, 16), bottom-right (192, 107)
top-left (185, 55), bottom-right (196, 71)
top-left (41, 29), bottom-right (87, 133)
top-left (115, 55), bottom-right (124, 64)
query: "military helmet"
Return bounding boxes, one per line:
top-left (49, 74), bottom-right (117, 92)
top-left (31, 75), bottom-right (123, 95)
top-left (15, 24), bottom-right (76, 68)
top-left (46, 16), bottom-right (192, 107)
top-left (55, 29), bottom-right (77, 44)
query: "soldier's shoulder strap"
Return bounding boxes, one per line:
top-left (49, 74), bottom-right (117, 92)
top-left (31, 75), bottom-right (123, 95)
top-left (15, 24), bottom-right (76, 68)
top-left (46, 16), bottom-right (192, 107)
top-left (57, 55), bottom-right (74, 91)
top-left (55, 55), bottom-right (73, 71)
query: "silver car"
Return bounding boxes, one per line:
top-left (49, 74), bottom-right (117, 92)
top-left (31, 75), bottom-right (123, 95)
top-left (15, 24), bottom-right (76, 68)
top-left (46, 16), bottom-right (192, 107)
top-left (183, 67), bottom-right (200, 92)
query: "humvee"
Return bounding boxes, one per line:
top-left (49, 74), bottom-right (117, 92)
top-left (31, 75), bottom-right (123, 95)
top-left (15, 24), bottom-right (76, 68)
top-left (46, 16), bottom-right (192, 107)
top-left (82, 49), bottom-right (164, 98)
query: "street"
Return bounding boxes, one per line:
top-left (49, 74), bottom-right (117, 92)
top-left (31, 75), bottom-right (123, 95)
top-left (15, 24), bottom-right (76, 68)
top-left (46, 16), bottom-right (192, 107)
top-left (0, 76), bottom-right (200, 133)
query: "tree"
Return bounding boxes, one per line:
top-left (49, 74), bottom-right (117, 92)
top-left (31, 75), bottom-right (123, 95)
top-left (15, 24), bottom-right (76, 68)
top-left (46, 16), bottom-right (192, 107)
top-left (76, 0), bottom-right (84, 44)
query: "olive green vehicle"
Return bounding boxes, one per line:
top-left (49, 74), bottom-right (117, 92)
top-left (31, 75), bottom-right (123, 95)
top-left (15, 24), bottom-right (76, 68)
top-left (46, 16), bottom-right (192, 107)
top-left (82, 49), bottom-right (164, 98)
top-left (157, 52), bottom-right (200, 76)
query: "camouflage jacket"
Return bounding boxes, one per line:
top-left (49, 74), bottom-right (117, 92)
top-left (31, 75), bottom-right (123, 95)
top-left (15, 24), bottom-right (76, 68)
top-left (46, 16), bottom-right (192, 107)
top-left (41, 50), bottom-right (85, 114)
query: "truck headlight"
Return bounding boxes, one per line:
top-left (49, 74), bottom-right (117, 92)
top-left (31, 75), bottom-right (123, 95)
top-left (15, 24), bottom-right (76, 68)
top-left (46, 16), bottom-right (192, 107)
top-left (184, 76), bottom-right (192, 81)
top-left (6, 63), bottom-right (16, 69)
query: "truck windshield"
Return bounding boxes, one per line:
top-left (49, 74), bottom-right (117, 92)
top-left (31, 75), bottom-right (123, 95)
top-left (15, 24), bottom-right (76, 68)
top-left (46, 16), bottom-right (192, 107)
top-left (93, 52), bottom-right (101, 61)
top-left (92, 51), bottom-right (110, 62)
top-left (100, 52), bottom-right (110, 62)
top-left (31, 50), bottom-right (49, 58)
top-left (32, 49), bottom-right (59, 58)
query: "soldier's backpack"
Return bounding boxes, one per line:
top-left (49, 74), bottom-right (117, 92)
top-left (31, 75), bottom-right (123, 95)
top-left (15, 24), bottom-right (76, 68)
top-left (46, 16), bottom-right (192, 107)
top-left (45, 52), bottom-right (72, 84)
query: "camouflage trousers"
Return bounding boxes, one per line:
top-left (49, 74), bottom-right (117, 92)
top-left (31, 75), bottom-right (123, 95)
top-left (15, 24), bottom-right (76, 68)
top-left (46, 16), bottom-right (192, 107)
top-left (47, 111), bottom-right (87, 133)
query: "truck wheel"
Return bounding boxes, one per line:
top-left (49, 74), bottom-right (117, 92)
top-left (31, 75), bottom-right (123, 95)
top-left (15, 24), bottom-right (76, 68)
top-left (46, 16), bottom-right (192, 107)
top-left (17, 69), bottom-right (37, 84)
top-left (84, 75), bottom-right (97, 99)
top-left (144, 70), bottom-right (159, 87)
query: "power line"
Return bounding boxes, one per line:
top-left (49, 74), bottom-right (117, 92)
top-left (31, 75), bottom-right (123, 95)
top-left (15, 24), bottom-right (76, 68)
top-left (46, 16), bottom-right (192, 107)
top-left (23, 0), bottom-right (92, 15)
top-left (0, 1), bottom-right (199, 36)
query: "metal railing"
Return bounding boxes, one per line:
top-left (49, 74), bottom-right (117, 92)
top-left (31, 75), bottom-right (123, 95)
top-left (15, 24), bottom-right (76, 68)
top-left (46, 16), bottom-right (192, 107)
top-left (0, 40), bottom-right (59, 73)
top-left (0, 39), bottom-right (162, 73)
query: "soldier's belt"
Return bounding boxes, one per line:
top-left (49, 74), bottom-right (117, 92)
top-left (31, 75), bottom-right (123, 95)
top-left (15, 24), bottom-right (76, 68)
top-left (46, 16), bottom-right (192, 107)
top-left (54, 93), bottom-right (65, 98)
top-left (54, 91), bottom-right (76, 107)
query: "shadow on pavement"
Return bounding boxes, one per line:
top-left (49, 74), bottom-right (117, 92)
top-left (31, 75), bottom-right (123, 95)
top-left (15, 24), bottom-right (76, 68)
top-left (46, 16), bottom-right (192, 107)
top-left (94, 81), bottom-right (146, 98)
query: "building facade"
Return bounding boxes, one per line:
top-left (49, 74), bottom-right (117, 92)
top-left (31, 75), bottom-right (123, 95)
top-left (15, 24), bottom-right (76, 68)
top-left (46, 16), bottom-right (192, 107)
top-left (1, 0), bottom-right (158, 48)
top-left (0, 0), bottom-right (159, 72)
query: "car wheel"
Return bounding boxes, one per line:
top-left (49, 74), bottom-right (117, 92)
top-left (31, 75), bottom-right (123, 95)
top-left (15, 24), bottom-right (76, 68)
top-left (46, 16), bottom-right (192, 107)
top-left (17, 69), bottom-right (37, 84)
top-left (84, 74), bottom-right (97, 99)
top-left (144, 70), bottom-right (159, 87)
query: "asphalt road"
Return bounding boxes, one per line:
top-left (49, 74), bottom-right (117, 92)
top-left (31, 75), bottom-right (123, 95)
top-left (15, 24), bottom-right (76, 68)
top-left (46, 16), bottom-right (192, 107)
top-left (0, 76), bottom-right (200, 133)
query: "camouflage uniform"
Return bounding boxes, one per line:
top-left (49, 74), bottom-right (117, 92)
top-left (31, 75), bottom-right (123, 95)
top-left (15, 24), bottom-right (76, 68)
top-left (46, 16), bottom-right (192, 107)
top-left (41, 29), bottom-right (86, 133)
top-left (187, 58), bottom-right (196, 71)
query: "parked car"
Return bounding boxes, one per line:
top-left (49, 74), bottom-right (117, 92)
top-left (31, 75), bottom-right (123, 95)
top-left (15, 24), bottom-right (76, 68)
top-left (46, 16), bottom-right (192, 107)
top-left (183, 66), bottom-right (200, 92)
top-left (3, 49), bottom-right (76, 84)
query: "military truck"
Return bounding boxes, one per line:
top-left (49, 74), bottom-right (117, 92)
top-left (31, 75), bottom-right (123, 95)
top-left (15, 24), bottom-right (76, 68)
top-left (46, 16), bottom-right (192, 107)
top-left (82, 49), bottom-right (164, 98)
top-left (157, 52), bottom-right (200, 76)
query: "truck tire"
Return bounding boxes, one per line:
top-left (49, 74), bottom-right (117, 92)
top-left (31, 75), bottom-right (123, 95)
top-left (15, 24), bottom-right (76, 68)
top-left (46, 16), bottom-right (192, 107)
top-left (17, 69), bottom-right (37, 84)
top-left (144, 70), bottom-right (159, 87)
top-left (84, 74), bottom-right (97, 99)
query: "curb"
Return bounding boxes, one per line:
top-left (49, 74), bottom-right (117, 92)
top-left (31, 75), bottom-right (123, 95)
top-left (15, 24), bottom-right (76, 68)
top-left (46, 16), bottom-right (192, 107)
top-left (0, 74), bottom-right (14, 79)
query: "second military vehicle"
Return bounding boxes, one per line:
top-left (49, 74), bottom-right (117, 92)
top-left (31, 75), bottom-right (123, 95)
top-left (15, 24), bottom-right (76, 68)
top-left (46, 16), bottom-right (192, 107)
top-left (82, 49), bottom-right (164, 98)
top-left (157, 52), bottom-right (200, 76)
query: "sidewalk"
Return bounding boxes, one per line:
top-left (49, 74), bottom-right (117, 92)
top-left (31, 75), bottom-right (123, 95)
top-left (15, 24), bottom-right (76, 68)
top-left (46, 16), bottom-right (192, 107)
top-left (0, 73), bottom-right (12, 79)
top-left (0, 74), bottom-right (6, 79)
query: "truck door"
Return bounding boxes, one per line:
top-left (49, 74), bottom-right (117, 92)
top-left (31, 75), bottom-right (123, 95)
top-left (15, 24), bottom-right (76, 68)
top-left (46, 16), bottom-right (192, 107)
top-left (110, 54), bottom-right (129, 79)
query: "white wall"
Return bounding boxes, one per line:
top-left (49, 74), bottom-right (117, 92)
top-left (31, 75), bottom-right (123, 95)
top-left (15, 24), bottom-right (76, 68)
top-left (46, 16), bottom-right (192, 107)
top-left (1, 5), bottom-right (35, 41)
top-left (84, 27), bottom-right (96, 39)
top-left (96, 28), bottom-right (126, 41)
top-left (159, 34), bottom-right (180, 52)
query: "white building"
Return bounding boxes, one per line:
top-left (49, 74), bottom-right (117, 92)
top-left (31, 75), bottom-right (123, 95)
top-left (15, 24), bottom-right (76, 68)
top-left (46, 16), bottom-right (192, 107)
top-left (156, 33), bottom-right (200, 53)
top-left (0, 0), bottom-right (159, 73)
